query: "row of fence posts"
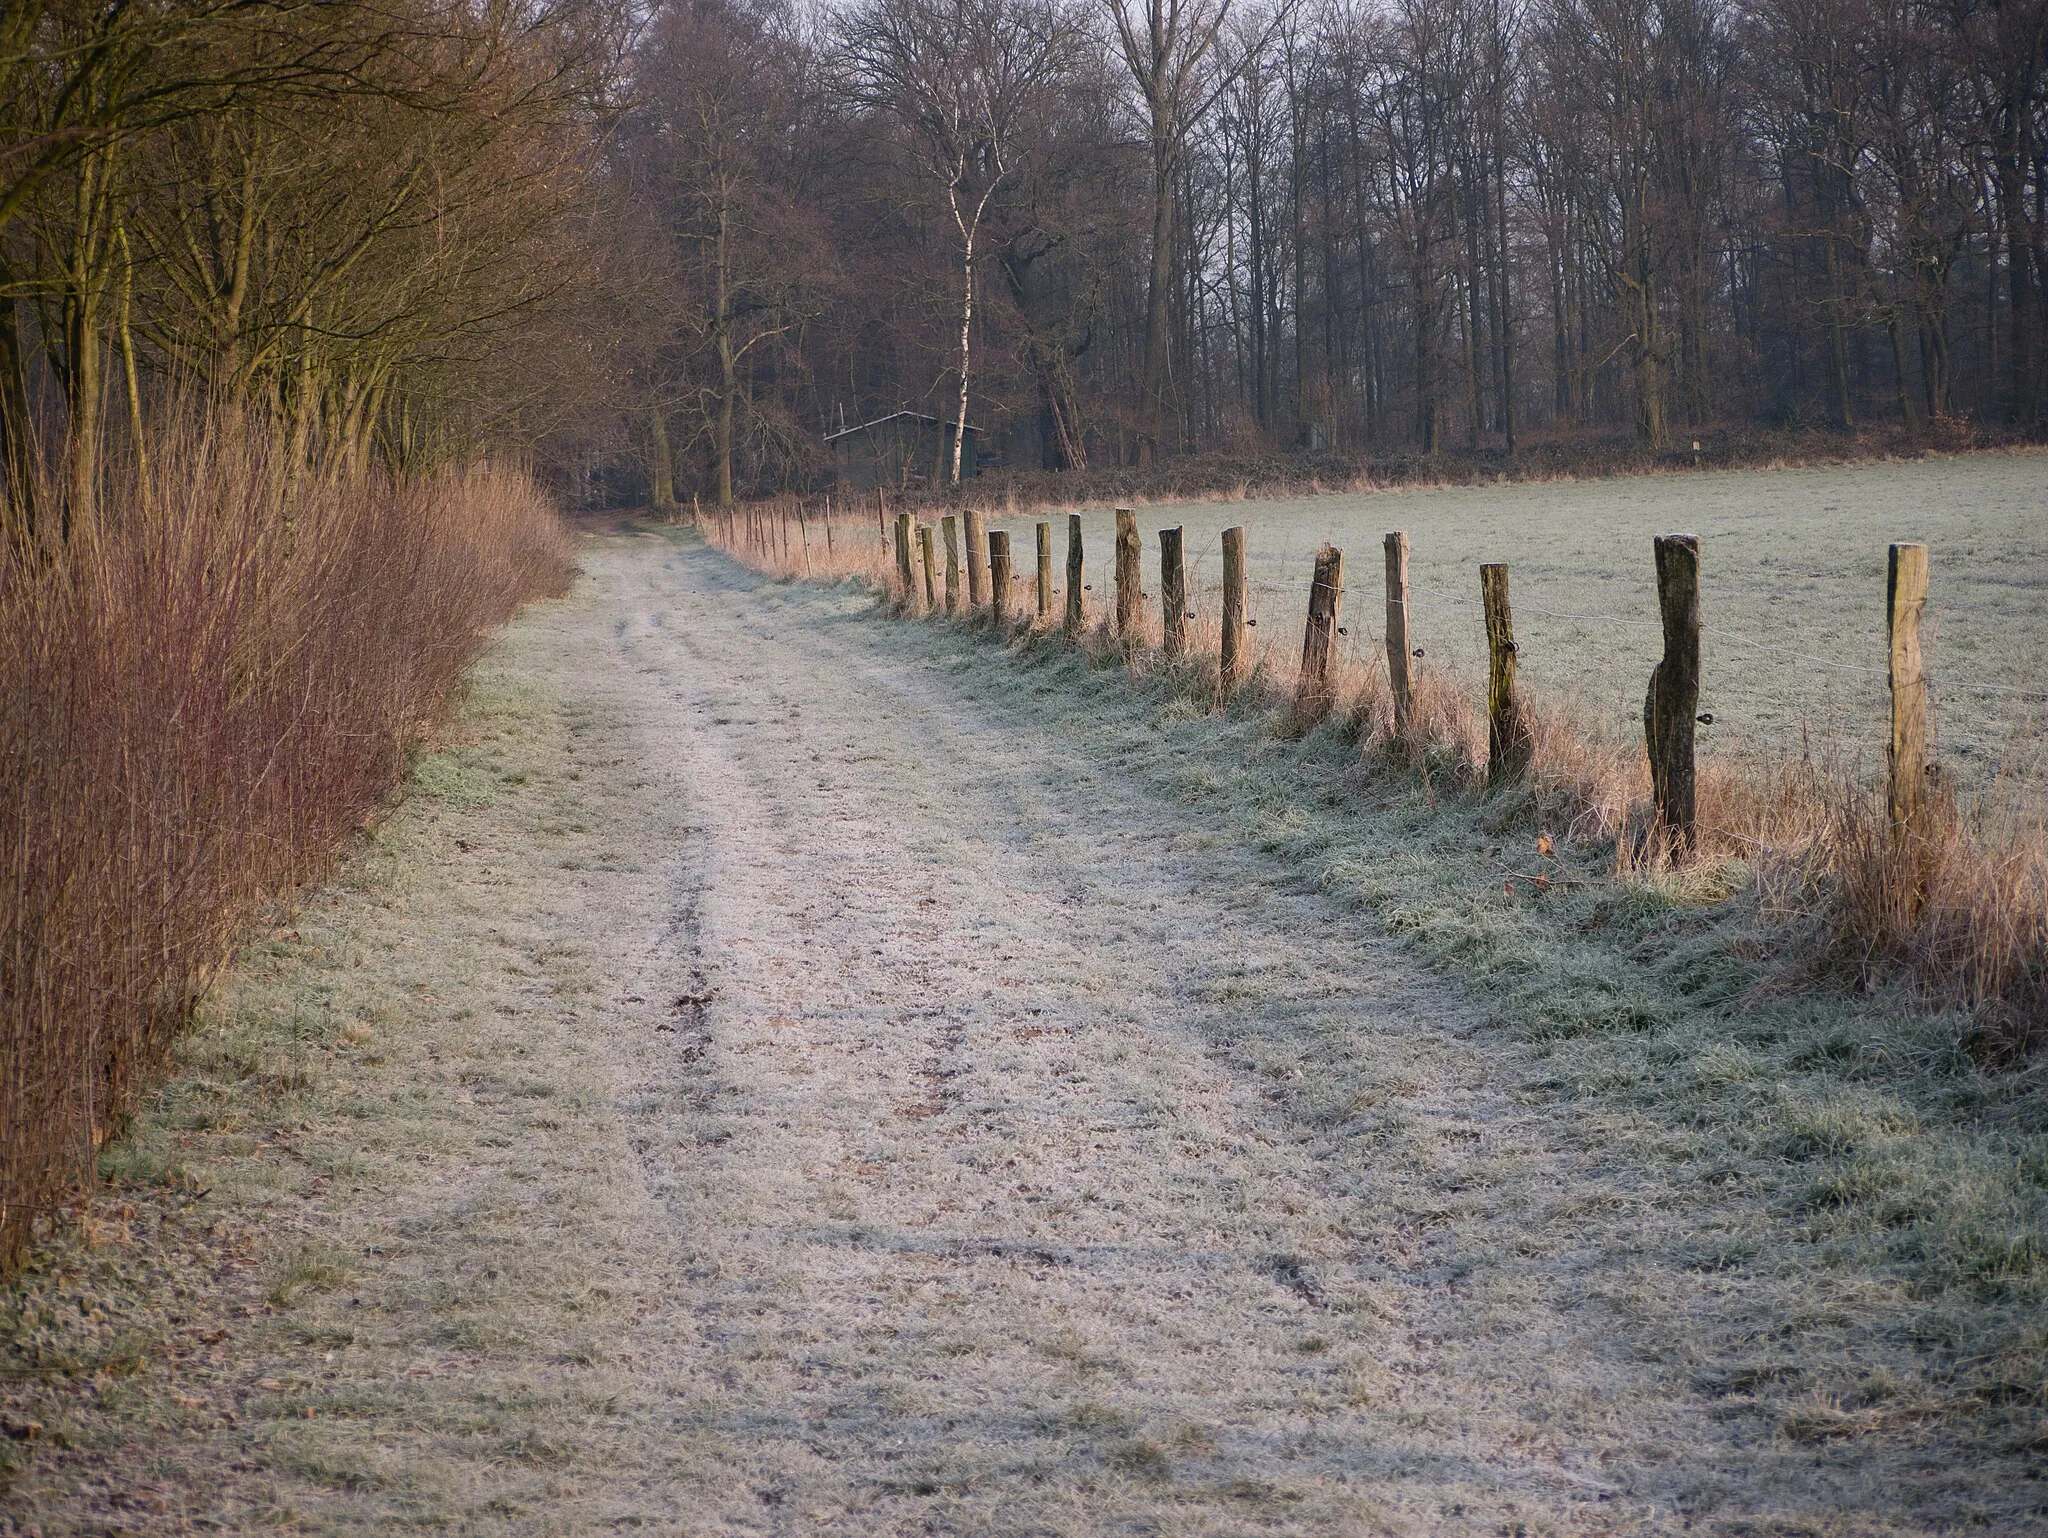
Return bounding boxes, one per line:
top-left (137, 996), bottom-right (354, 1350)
top-left (716, 496), bottom-right (844, 574)
top-left (861, 498), bottom-right (1932, 857)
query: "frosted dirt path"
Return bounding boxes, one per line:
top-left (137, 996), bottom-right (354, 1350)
top-left (0, 527), bottom-right (1989, 1537)
top-left (565, 534), bottom-right (1871, 1536)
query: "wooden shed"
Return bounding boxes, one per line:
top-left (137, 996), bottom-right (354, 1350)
top-left (827, 410), bottom-right (980, 492)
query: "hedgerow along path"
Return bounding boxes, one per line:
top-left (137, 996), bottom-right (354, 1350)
top-left (5, 526), bottom-right (2036, 1534)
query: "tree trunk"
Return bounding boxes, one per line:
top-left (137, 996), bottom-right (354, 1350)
top-left (650, 409), bottom-right (675, 509)
top-left (714, 199), bottom-right (736, 507)
top-left (1998, 152), bottom-right (2039, 427)
top-left (1495, 139), bottom-right (1514, 456)
top-left (715, 344), bottom-right (735, 507)
top-left (0, 263), bottom-right (39, 540)
top-left (1821, 222), bottom-right (1854, 428)
top-left (1886, 297), bottom-right (1917, 429)
top-left (1139, 134), bottom-right (1177, 466)
top-left (953, 215), bottom-right (975, 484)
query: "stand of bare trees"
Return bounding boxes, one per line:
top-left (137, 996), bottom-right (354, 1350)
top-left (609, 0), bottom-right (2044, 507)
top-left (1, 0), bottom-right (626, 538)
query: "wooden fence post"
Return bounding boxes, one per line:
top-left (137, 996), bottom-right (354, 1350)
top-left (918, 524), bottom-right (937, 610)
top-left (877, 488), bottom-right (888, 547)
top-left (1644, 534), bottom-right (1701, 851)
top-left (965, 509), bottom-right (988, 608)
top-left (1888, 541), bottom-right (1930, 830)
top-left (941, 515), bottom-right (961, 613)
top-left (894, 512), bottom-right (916, 607)
top-left (1220, 526), bottom-right (1248, 693)
top-left (824, 505), bottom-right (835, 561)
top-left (1036, 521), bottom-right (1053, 619)
top-left (1480, 563), bottom-right (1531, 783)
top-left (1159, 526), bottom-right (1188, 658)
top-left (1296, 545), bottom-right (1344, 722)
top-left (1384, 531), bottom-right (1413, 736)
top-left (797, 503), bottom-right (812, 576)
top-left (1064, 513), bottom-right (1084, 639)
top-left (1114, 507), bottom-right (1141, 638)
top-left (989, 529), bottom-right (1012, 626)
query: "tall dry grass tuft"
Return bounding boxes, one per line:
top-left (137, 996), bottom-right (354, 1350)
top-left (1350, 658), bottom-right (1489, 789)
top-left (0, 413), bottom-right (571, 1272)
top-left (1803, 790), bottom-right (2048, 1056)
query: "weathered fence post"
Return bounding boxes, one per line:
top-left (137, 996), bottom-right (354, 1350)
top-left (877, 488), bottom-right (889, 547)
top-left (918, 524), bottom-right (938, 610)
top-left (824, 505), bottom-right (835, 561)
top-left (1296, 545), bottom-right (1344, 722)
top-left (1036, 521), bottom-right (1053, 619)
top-left (989, 529), bottom-right (1012, 626)
top-left (1480, 563), bottom-right (1531, 783)
top-left (941, 515), bottom-right (961, 613)
top-left (1643, 534), bottom-right (1701, 852)
top-left (1064, 513), bottom-right (1084, 639)
top-left (1114, 507), bottom-right (1141, 639)
top-left (1159, 526), bottom-right (1188, 658)
top-left (797, 503), bottom-right (812, 576)
top-left (965, 509), bottom-right (988, 608)
top-left (894, 512), bottom-right (917, 607)
top-left (1384, 531), bottom-right (1413, 737)
top-left (1220, 526), bottom-right (1248, 693)
top-left (1887, 541), bottom-right (1930, 831)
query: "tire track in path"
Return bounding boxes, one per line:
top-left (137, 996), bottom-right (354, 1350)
top-left (573, 534), bottom-right (1851, 1536)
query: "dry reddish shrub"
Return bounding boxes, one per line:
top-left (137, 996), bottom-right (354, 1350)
top-left (0, 415), bottom-right (571, 1272)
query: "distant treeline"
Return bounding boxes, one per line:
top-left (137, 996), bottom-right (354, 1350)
top-left (5, 0), bottom-right (2044, 516)
top-left (607, 0), bottom-right (2048, 504)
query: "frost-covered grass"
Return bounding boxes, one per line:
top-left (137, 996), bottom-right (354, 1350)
top-left (987, 449), bottom-right (2048, 804)
top-left (0, 612), bottom-right (710, 1531)
top-left (838, 572), bottom-right (2048, 1503)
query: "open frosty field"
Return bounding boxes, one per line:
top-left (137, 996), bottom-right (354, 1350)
top-left (993, 451), bottom-right (2048, 801)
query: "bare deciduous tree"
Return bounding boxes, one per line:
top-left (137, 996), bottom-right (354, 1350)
top-left (847, 0), bottom-right (1079, 483)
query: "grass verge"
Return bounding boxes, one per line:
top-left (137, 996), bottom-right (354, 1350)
top-left (0, 633), bottom-right (697, 1531)
top-left (0, 413), bottom-right (572, 1274)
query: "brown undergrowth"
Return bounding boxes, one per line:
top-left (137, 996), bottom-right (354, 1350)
top-left (0, 414), bottom-right (572, 1275)
top-left (703, 505), bottom-right (2048, 1054)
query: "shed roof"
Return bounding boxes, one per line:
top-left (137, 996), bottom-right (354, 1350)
top-left (824, 409), bottom-right (979, 444)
